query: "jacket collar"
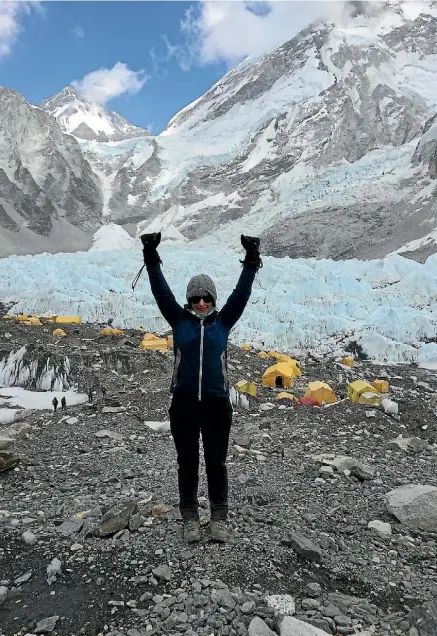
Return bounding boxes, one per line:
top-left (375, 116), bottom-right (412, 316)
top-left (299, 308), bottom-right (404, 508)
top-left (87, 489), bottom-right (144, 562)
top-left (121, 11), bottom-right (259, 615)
top-left (184, 305), bottom-right (218, 323)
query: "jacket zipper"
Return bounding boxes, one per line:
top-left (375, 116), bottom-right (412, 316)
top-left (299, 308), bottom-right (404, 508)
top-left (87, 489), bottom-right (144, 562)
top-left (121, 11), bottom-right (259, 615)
top-left (198, 319), bottom-right (204, 401)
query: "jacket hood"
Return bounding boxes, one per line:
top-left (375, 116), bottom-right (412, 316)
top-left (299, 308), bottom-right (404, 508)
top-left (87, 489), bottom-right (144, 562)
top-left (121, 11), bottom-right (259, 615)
top-left (186, 273), bottom-right (217, 305)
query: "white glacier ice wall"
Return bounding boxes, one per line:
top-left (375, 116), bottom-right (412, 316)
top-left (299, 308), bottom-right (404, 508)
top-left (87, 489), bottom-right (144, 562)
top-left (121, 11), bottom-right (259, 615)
top-left (0, 347), bottom-right (71, 391)
top-left (0, 246), bottom-right (436, 364)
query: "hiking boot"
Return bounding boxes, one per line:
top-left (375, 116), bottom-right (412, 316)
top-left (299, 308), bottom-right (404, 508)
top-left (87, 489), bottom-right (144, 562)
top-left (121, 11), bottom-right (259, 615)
top-left (183, 520), bottom-right (200, 543)
top-left (210, 520), bottom-right (227, 543)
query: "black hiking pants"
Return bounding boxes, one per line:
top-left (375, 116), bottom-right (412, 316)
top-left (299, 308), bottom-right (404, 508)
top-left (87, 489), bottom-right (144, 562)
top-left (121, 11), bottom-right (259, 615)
top-left (169, 394), bottom-right (232, 522)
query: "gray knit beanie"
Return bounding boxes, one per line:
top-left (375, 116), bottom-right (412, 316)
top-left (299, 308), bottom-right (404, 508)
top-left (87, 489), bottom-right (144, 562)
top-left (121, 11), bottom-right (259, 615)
top-left (186, 274), bottom-right (217, 305)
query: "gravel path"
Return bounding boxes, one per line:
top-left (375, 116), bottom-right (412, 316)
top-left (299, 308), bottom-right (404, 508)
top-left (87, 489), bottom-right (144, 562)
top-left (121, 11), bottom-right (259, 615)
top-left (1, 322), bottom-right (437, 636)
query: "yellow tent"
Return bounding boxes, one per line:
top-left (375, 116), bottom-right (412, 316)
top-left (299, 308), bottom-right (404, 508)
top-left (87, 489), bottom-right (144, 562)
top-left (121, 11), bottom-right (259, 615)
top-left (23, 316), bottom-right (42, 326)
top-left (2, 314), bottom-right (13, 319)
top-left (348, 380), bottom-right (381, 405)
top-left (100, 327), bottom-right (125, 336)
top-left (53, 328), bottom-right (67, 337)
top-left (44, 316), bottom-right (58, 322)
top-left (373, 379), bottom-right (389, 393)
top-left (267, 351), bottom-right (282, 360)
top-left (276, 392), bottom-right (297, 401)
top-left (342, 356), bottom-right (354, 367)
top-left (241, 344), bottom-right (252, 351)
top-left (235, 380), bottom-right (257, 397)
top-left (262, 362), bottom-right (295, 389)
top-left (257, 351), bottom-right (269, 359)
top-left (55, 316), bottom-right (81, 324)
top-left (139, 333), bottom-right (168, 352)
top-left (277, 355), bottom-right (302, 377)
top-left (305, 381), bottom-right (336, 404)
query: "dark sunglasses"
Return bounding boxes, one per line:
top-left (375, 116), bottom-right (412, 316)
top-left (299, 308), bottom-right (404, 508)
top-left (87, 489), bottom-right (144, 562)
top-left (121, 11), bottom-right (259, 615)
top-left (190, 294), bottom-right (213, 304)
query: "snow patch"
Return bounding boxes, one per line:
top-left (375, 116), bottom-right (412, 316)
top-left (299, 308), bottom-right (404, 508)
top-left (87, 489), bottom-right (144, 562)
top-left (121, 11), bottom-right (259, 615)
top-left (90, 224), bottom-right (136, 252)
top-left (0, 388), bottom-right (87, 411)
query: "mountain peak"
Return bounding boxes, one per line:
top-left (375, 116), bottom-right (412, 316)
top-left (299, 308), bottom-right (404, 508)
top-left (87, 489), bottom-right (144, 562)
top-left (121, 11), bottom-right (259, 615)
top-left (40, 85), bottom-right (150, 142)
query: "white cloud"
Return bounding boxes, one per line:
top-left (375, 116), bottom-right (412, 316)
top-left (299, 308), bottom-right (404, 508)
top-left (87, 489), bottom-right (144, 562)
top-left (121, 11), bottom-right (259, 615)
top-left (177, 0), bottom-right (377, 68)
top-left (71, 25), bottom-right (85, 39)
top-left (72, 62), bottom-right (147, 105)
top-left (0, 0), bottom-right (42, 59)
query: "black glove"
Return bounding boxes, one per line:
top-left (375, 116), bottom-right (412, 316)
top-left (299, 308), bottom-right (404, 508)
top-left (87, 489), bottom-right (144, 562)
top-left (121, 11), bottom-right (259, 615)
top-left (141, 232), bottom-right (162, 267)
top-left (240, 234), bottom-right (263, 271)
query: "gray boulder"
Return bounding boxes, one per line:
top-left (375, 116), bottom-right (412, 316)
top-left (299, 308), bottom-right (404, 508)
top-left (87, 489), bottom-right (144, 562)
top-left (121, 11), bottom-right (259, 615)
top-left (283, 532), bottom-right (322, 563)
top-left (409, 599), bottom-right (437, 636)
top-left (99, 500), bottom-right (138, 537)
top-left (385, 484), bottom-right (437, 532)
top-left (386, 436), bottom-right (430, 453)
top-left (248, 617), bottom-right (276, 636)
top-left (279, 615), bottom-right (333, 635)
top-left (0, 437), bottom-right (14, 451)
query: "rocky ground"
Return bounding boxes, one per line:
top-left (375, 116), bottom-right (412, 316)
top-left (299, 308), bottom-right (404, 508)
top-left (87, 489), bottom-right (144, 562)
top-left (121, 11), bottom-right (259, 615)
top-left (1, 320), bottom-right (437, 636)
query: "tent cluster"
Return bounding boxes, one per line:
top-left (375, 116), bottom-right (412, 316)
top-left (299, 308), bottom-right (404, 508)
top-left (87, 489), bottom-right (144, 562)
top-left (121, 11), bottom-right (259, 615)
top-left (236, 347), bottom-right (338, 405)
top-left (2, 313), bottom-right (81, 325)
top-left (236, 345), bottom-right (391, 408)
top-left (347, 379), bottom-right (389, 406)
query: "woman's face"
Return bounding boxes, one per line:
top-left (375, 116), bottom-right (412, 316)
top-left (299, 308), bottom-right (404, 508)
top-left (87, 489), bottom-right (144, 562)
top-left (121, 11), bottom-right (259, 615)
top-left (190, 294), bottom-right (214, 315)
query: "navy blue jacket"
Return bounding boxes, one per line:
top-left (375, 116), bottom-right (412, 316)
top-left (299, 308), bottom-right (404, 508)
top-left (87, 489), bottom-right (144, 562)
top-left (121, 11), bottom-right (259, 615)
top-left (147, 263), bottom-right (256, 399)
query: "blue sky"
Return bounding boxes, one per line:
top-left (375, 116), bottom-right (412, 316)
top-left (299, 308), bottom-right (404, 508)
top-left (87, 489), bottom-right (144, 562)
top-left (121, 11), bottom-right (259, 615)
top-left (0, 1), bottom-right (334, 133)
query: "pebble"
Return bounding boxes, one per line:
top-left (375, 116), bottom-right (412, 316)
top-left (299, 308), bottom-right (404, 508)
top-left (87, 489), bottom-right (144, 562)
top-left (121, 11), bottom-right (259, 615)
top-left (301, 598), bottom-right (321, 610)
top-left (46, 558), bottom-right (62, 585)
top-left (22, 530), bottom-right (37, 544)
top-left (152, 565), bottom-right (173, 581)
top-left (0, 585), bottom-right (7, 605)
top-left (211, 588), bottom-right (237, 610)
top-left (35, 615), bottom-right (60, 633)
top-left (283, 532), bottom-right (322, 563)
top-left (305, 583), bottom-right (322, 598)
top-left (368, 520), bottom-right (392, 537)
top-left (265, 594), bottom-right (295, 616)
top-left (70, 543), bottom-right (83, 551)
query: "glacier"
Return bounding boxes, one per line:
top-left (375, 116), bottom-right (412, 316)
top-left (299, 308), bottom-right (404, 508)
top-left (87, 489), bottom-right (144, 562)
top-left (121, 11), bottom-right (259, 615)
top-left (0, 244), bottom-right (436, 365)
top-left (0, 346), bottom-right (71, 391)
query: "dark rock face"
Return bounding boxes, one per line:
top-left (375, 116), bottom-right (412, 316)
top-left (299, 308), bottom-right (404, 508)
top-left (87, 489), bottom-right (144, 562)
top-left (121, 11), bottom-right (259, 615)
top-left (0, 87), bottom-right (103, 255)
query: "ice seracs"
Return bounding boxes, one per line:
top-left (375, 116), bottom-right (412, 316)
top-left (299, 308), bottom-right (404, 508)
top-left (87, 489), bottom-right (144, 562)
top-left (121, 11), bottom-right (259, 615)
top-left (0, 246), bottom-right (436, 365)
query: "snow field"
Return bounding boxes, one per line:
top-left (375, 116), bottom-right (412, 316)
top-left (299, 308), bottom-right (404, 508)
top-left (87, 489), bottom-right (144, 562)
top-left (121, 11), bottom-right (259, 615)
top-left (0, 388), bottom-right (88, 411)
top-left (1, 245), bottom-right (437, 364)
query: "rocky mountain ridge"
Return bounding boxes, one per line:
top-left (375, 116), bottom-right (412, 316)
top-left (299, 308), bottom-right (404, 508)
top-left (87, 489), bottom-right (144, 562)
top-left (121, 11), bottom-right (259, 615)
top-left (0, 87), bottom-right (102, 257)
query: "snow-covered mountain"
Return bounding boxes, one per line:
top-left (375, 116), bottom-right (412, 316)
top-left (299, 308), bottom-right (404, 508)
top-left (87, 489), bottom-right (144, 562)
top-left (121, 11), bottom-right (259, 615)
top-left (40, 86), bottom-right (150, 142)
top-left (81, 0), bottom-right (437, 261)
top-left (0, 87), bottom-right (102, 257)
top-left (2, 1), bottom-right (437, 260)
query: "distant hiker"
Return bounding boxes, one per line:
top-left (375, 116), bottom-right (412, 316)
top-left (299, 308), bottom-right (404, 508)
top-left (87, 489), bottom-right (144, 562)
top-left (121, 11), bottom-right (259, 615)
top-left (52, 397), bottom-right (58, 413)
top-left (61, 396), bottom-right (67, 412)
top-left (101, 386), bottom-right (107, 399)
top-left (140, 232), bottom-right (262, 544)
top-left (88, 388), bottom-right (93, 403)
top-left (107, 318), bottom-right (114, 326)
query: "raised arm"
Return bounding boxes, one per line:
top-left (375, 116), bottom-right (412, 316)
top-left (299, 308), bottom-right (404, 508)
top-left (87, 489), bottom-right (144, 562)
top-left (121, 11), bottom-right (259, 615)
top-left (219, 235), bottom-right (262, 330)
top-left (141, 232), bottom-right (183, 328)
